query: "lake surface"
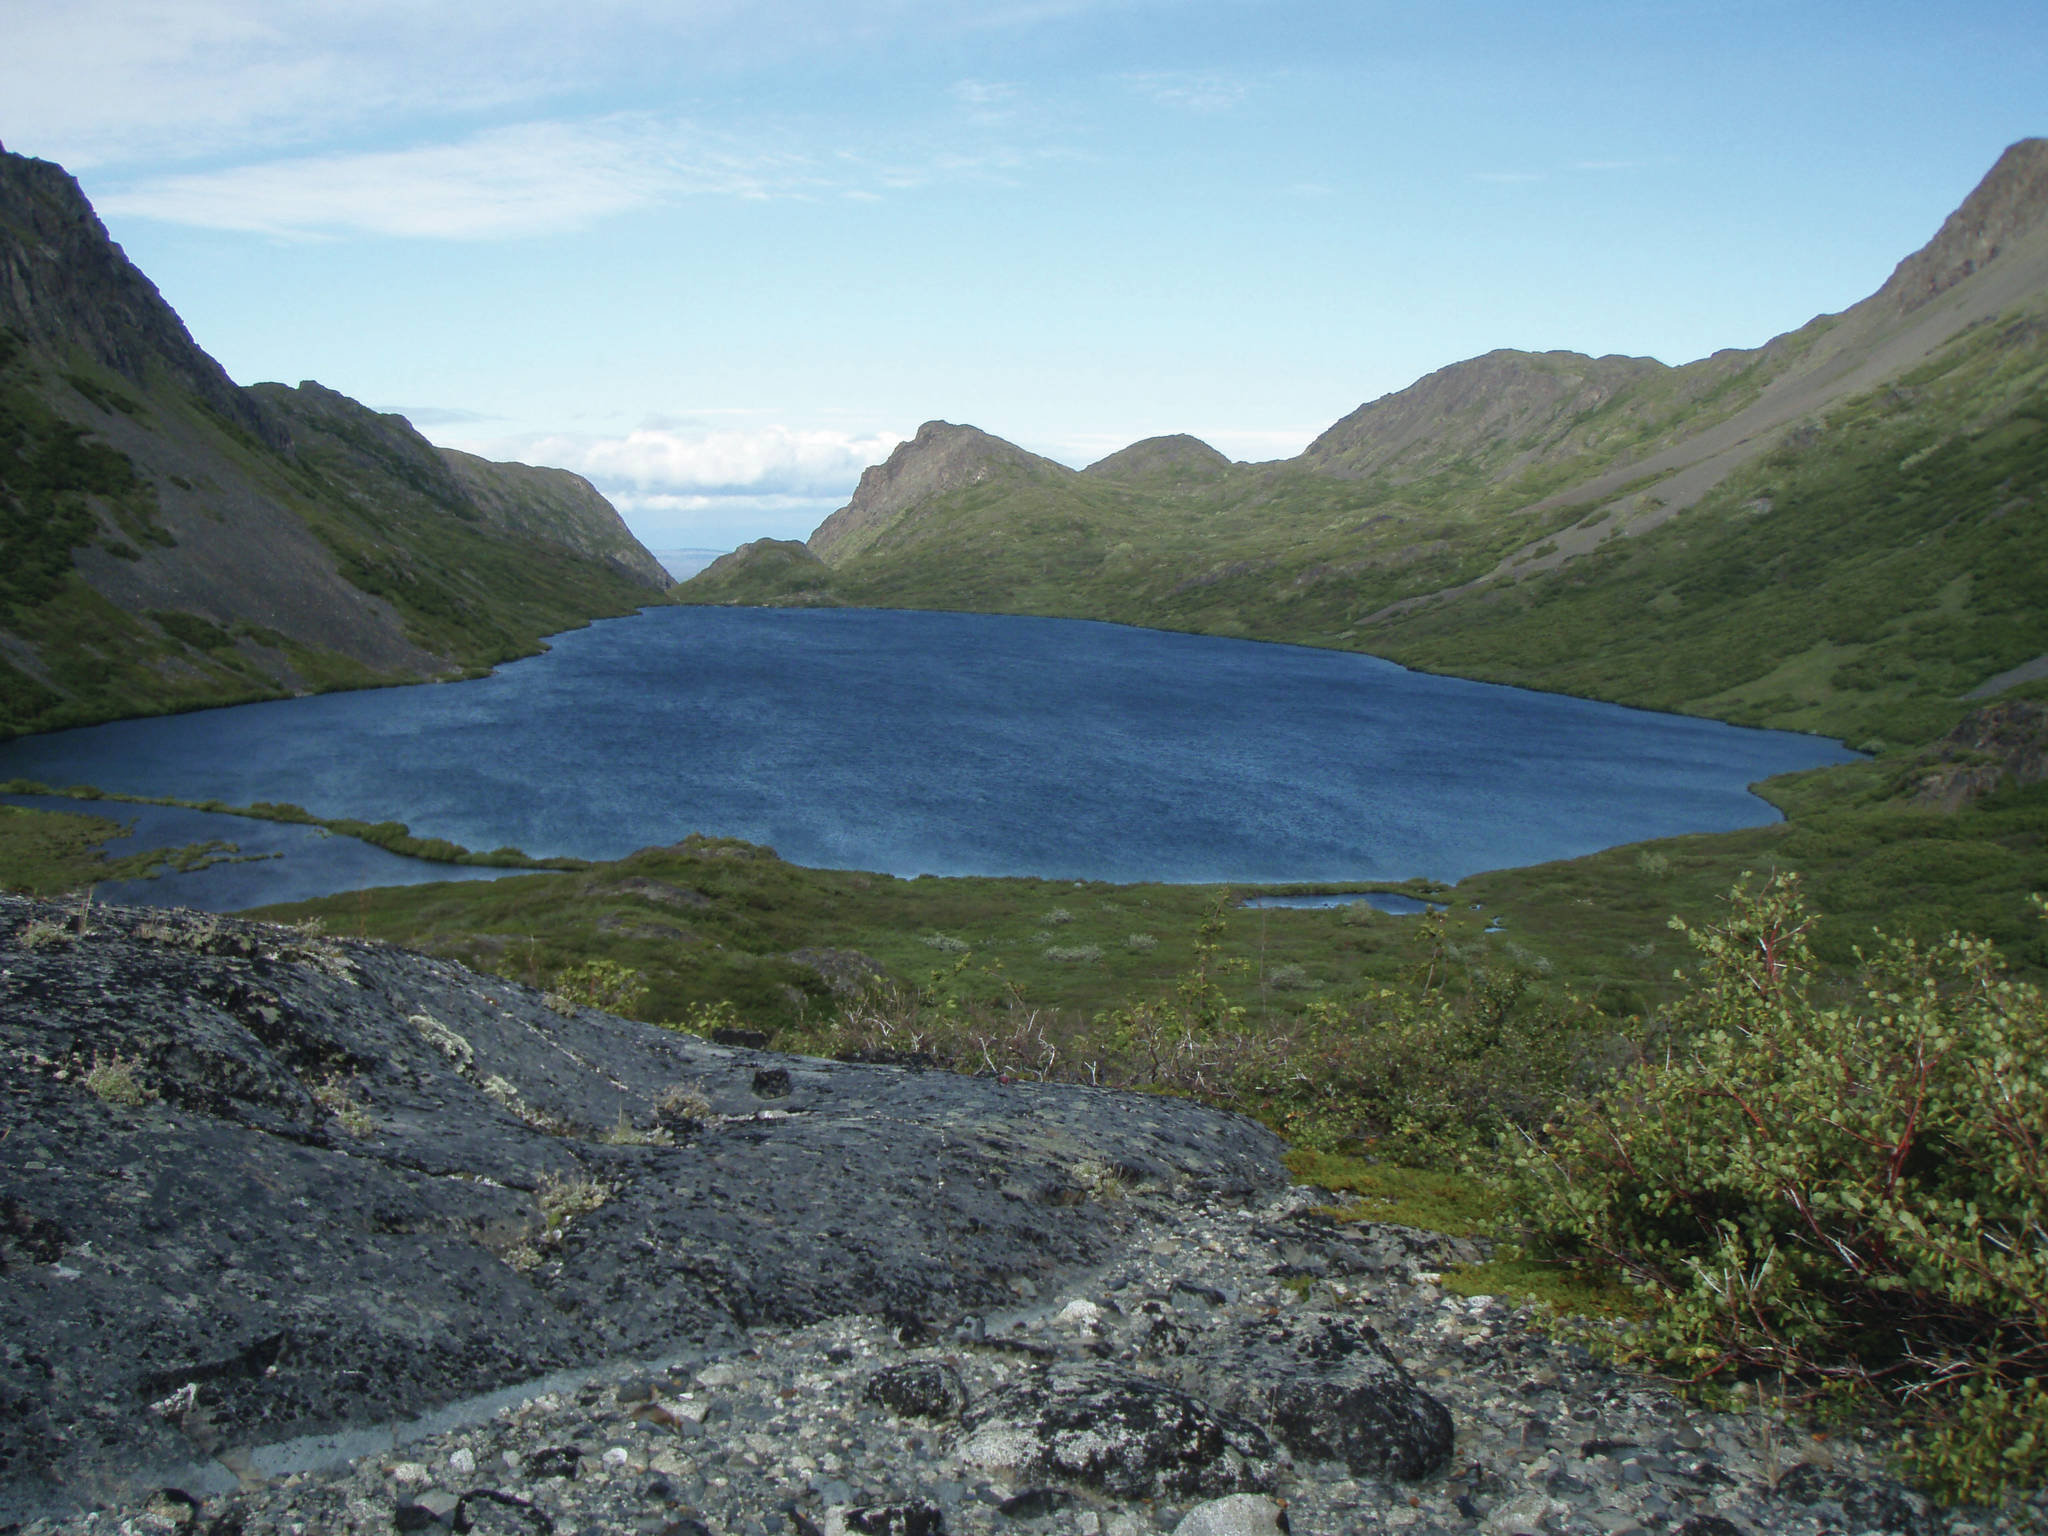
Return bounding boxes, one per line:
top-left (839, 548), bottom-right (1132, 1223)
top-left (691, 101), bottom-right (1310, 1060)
top-left (0, 607), bottom-right (1858, 905)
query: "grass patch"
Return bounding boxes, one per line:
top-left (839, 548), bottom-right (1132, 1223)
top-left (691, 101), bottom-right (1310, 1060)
top-left (1281, 1148), bottom-right (1499, 1237)
top-left (0, 800), bottom-right (248, 894)
top-left (3, 780), bottom-right (579, 871)
top-left (1437, 1256), bottom-right (1644, 1319)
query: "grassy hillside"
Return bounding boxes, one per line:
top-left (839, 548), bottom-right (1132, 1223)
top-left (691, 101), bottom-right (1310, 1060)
top-left (1368, 302), bottom-right (2048, 746)
top-left (0, 335), bottom-right (668, 738)
top-left (0, 145), bottom-right (671, 741)
top-left (686, 300), bottom-right (2047, 751)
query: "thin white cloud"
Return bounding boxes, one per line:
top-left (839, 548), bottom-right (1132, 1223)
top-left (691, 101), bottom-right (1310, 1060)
top-left (1120, 70), bottom-right (1249, 114)
top-left (94, 114), bottom-right (1031, 239)
top-left (951, 79), bottom-right (1022, 107)
top-left (2, 0), bottom-right (1142, 172)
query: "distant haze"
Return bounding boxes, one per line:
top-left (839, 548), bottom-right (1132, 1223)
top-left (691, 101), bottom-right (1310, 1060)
top-left (650, 549), bottom-right (729, 583)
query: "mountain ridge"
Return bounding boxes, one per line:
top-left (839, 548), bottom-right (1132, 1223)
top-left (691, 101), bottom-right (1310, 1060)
top-left (0, 145), bottom-right (671, 739)
top-left (684, 137), bottom-right (2048, 747)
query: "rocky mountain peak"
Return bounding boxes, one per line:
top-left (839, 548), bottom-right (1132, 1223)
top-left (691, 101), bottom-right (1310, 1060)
top-left (0, 146), bottom-right (282, 448)
top-left (808, 420), bottom-right (1072, 560)
top-left (1873, 137), bottom-right (2048, 314)
top-left (1301, 348), bottom-right (1668, 481)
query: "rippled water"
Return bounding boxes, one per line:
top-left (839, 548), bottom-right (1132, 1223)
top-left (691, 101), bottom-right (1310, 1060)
top-left (0, 607), bottom-right (1857, 907)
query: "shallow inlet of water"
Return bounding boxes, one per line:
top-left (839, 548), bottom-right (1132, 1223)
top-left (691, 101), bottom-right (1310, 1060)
top-left (0, 607), bottom-right (1859, 909)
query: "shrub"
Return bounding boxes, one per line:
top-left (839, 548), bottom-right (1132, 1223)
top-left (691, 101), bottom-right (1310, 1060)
top-left (1125, 933), bottom-right (1159, 952)
top-left (1511, 875), bottom-right (2048, 1502)
top-left (1266, 962), bottom-right (1313, 991)
top-left (919, 932), bottom-right (971, 954)
top-left (1043, 944), bottom-right (1103, 963)
top-left (1260, 965), bottom-right (1593, 1160)
top-left (544, 958), bottom-right (648, 1017)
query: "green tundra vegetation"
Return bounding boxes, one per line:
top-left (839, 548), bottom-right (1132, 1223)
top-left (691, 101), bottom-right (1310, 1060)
top-left (11, 141), bottom-right (2048, 1498)
top-left (683, 298), bottom-right (2048, 752)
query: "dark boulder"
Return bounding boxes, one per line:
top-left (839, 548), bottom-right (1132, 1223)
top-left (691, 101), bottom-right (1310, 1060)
top-left (957, 1361), bottom-right (1280, 1500)
top-left (864, 1361), bottom-right (970, 1421)
top-left (1174, 1314), bottom-right (1452, 1479)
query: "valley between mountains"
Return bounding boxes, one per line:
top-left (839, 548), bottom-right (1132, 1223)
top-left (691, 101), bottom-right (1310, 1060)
top-left (1, 130), bottom-right (2046, 1532)
top-left (688, 138), bottom-right (2048, 754)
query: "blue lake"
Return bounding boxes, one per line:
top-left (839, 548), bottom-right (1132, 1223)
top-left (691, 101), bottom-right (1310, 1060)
top-left (0, 607), bottom-right (1858, 907)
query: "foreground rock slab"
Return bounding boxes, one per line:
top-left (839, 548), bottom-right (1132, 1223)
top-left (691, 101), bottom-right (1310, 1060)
top-left (0, 896), bottom-right (1281, 1519)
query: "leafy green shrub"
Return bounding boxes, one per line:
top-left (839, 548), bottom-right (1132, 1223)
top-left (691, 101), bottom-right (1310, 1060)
top-left (1512, 874), bottom-right (2048, 1502)
top-left (1262, 966), bottom-right (1594, 1160)
top-left (544, 958), bottom-right (648, 1016)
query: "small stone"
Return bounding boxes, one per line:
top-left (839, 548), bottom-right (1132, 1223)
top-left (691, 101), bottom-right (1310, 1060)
top-left (390, 1462), bottom-right (430, 1486)
top-left (1056, 1299), bottom-right (1103, 1328)
top-left (1172, 1495), bottom-right (1289, 1536)
top-left (414, 1491), bottom-right (460, 1523)
top-left (448, 1448), bottom-right (477, 1476)
top-left (605, 1446), bottom-right (632, 1468)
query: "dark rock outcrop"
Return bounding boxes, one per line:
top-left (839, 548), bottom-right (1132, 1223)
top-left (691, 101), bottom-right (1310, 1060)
top-left (0, 895), bottom-right (1283, 1520)
top-left (1173, 1314), bottom-right (1454, 1478)
top-left (1907, 700), bottom-right (2047, 808)
top-left (956, 1362), bottom-right (1280, 1500)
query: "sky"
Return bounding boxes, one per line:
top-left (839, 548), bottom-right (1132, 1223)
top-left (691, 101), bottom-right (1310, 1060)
top-left (3, 2), bottom-right (2044, 553)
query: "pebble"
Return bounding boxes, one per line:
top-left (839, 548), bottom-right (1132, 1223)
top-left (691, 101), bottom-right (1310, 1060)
top-left (18, 1187), bottom-right (2044, 1536)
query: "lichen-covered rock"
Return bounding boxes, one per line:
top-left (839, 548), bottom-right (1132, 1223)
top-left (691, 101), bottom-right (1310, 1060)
top-left (1172, 1494), bottom-right (1290, 1536)
top-left (1770, 1464), bottom-right (1945, 1536)
top-left (823, 1503), bottom-right (945, 1536)
top-left (956, 1362), bottom-right (1279, 1500)
top-left (1174, 1313), bottom-right (1452, 1478)
top-left (0, 895), bottom-right (1284, 1523)
top-left (864, 1361), bottom-right (969, 1421)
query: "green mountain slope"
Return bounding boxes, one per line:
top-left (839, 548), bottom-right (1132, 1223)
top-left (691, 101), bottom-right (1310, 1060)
top-left (684, 139), bottom-right (2048, 745)
top-left (0, 145), bottom-right (670, 739)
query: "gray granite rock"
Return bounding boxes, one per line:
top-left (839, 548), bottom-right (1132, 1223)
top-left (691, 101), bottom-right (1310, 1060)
top-left (0, 896), bottom-right (1282, 1521)
top-left (1174, 1313), bottom-right (1453, 1478)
